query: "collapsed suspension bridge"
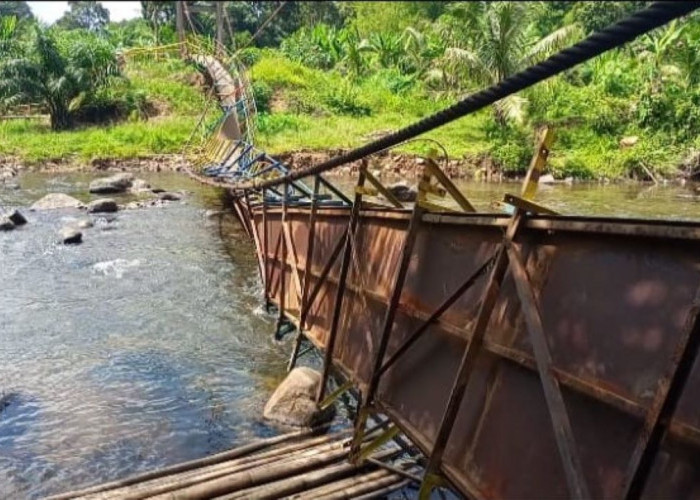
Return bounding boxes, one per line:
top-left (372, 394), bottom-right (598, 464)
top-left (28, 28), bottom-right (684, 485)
top-left (57, 2), bottom-right (700, 499)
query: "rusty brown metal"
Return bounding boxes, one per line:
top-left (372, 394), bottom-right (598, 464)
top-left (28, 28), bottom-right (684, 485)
top-left (350, 200), bottom-right (424, 460)
top-left (247, 200), bottom-right (700, 499)
top-left (288, 177), bottom-right (321, 371)
top-left (316, 168), bottom-right (367, 403)
top-left (621, 284), bottom-right (700, 499)
top-left (417, 210), bottom-right (525, 497)
top-left (506, 240), bottom-right (590, 499)
top-left (276, 184), bottom-right (289, 333)
top-left (261, 188), bottom-right (270, 301)
top-left (378, 254), bottom-right (495, 378)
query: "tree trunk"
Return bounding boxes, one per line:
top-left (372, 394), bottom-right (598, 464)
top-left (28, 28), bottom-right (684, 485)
top-left (50, 103), bottom-right (72, 131)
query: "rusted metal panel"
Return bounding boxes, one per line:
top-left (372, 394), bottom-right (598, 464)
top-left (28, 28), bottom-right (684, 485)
top-left (250, 205), bottom-right (700, 499)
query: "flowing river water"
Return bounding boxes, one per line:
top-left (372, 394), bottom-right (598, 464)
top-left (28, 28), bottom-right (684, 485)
top-left (2, 171), bottom-right (700, 498)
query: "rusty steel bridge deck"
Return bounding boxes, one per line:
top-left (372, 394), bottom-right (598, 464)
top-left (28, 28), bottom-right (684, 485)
top-left (111, 3), bottom-right (700, 498)
top-left (229, 172), bottom-right (700, 499)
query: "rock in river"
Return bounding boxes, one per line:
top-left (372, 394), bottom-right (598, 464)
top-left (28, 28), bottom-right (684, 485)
top-left (59, 226), bottom-right (82, 244)
top-left (76, 218), bottom-right (94, 229)
top-left (129, 178), bottom-right (154, 193)
top-left (88, 198), bottom-right (119, 213)
top-left (31, 193), bottom-right (84, 210)
top-left (387, 182), bottom-right (417, 202)
top-left (6, 209), bottom-right (27, 226)
top-left (263, 367), bottom-right (335, 427)
top-left (0, 216), bottom-right (15, 231)
top-left (89, 173), bottom-right (134, 194)
top-left (158, 191), bottom-right (183, 201)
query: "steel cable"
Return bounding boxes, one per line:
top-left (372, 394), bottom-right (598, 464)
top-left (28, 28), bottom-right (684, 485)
top-left (221, 1), bottom-right (699, 191)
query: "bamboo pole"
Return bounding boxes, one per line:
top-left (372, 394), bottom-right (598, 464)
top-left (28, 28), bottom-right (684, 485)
top-left (84, 433), bottom-right (349, 500)
top-left (219, 459), bottom-right (366, 500)
top-left (318, 473), bottom-right (407, 500)
top-left (49, 428), bottom-right (322, 500)
top-left (222, 446), bottom-right (404, 500)
top-left (147, 443), bottom-right (352, 499)
top-left (290, 469), bottom-right (395, 499)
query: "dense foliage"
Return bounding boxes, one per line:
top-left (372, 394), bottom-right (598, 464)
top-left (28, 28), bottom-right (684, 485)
top-left (0, 1), bottom-right (699, 178)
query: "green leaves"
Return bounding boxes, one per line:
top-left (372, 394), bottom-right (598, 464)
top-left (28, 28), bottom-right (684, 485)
top-left (0, 25), bottom-right (123, 129)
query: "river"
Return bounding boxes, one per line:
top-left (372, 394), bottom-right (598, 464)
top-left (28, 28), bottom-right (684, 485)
top-left (2, 171), bottom-right (700, 498)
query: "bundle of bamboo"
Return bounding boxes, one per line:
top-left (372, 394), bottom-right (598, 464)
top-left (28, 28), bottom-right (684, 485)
top-left (50, 427), bottom-right (419, 500)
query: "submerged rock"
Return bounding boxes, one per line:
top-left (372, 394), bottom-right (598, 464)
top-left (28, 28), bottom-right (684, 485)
top-left (263, 367), bottom-right (335, 427)
top-left (0, 217), bottom-right (15, 231)
top-left (158, 191), bottom-right (183, 201)
top-left (89, 173), bottom-right (134, 194)
top-left (6, 209), bottom-right (27, 226)
top-left (76, 218), bottom-right (94, 229)
top-left (31, 193), bottom-right (84, 210)
top-left (88, 198), bottom-right (119, 213)
top-left (387, 182), bottom-right (417, 202)
top-left (130, 178), bottom-right (155, 194)
top-left (59, 226), bottom-right (82, 244)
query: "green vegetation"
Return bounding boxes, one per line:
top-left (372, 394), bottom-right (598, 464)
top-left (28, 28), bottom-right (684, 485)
top-left (1, 1), bottom-right (699, 180)
top-left (247, 2), bottom-right (700, 180)
top-left (0, 51), bottom-right (206, 161)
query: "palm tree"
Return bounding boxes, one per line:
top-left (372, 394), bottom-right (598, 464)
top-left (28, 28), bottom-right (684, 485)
top-left (0, 26), bottom-right (120, 130)
top-left (434, 2), bottom-right (579, 124)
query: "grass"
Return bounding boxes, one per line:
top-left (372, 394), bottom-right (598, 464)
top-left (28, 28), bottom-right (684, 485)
top-left (1, 51), bottom-right (690, 180)
top-left (247, 52), bottom-right (690, 180)
top-left (0, 57), bottom-right (207, 164)
top-left (256, 111), bottom-right (490, 157)
top-left (0, 117), bottom-right (197, 162)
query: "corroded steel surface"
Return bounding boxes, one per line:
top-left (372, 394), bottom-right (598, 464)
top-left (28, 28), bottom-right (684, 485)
top-left (237, 199), bottom-right (700, 499)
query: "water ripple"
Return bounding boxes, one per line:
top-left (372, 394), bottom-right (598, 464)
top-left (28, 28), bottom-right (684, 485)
top-left (0, 172), bottom-right (290, 498)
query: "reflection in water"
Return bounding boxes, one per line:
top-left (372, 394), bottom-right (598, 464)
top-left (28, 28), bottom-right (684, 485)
top-left (3, 172), bottom-right (700, 498)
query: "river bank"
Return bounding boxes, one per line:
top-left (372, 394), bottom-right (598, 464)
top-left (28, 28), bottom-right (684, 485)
top-left (4, 147), bottom-right (700, 187)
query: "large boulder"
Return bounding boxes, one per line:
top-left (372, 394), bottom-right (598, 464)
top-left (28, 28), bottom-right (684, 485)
top-left (263, 367), bottom-right (335, 427)
top-left (31, 193), bottom-right (84, 210)
top-left (88, 198), bottom-right (119, 213)
top-left (59, 226), bottom-right (82, 244)
top-left (89, 173), bottom-right (134, 194)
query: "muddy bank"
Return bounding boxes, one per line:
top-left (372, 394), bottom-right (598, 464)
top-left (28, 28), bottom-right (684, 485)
top-left (4, 147), bottom-right (700, 185)
top-left (0, 154), bottom-right (188, 179)
top-left (272, 149), bottom-right (501, 181)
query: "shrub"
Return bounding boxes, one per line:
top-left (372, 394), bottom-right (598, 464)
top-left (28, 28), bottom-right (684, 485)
top-left (252, 81), bottom-right (273, 113)
top-left (321, 82), bottom-right (371, 116)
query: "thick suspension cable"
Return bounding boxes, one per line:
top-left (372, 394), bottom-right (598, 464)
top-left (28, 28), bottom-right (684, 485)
top-left (221, 1), bottom-right (698, 192)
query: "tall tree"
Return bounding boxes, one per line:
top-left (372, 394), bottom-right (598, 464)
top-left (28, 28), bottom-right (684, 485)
top-left (0, 1), bottom-right (33, 20)
top-left (57, 1), bottom-right (110, 32)
top-left (140, 1), bottom-right (175, 45)
top-left (435, 2), bottom-right (579, 124)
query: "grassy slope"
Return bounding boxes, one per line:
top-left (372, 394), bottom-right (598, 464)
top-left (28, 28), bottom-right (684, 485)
top-left (250, 53), bottom-right (693, 180)
top-left (0, 59), bottom-right (206, 163)
top-left (250, 54), bottom-right (491, 159)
